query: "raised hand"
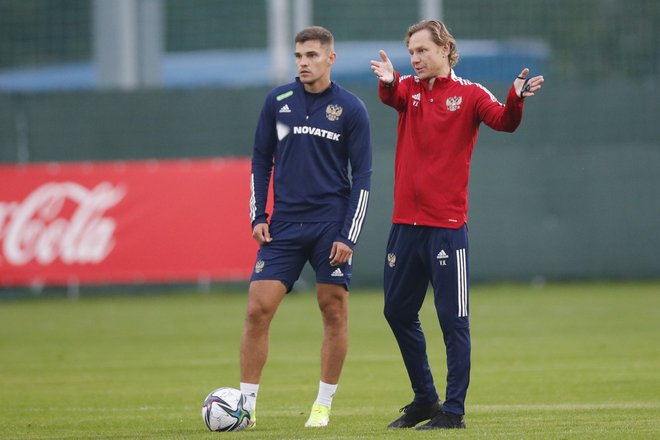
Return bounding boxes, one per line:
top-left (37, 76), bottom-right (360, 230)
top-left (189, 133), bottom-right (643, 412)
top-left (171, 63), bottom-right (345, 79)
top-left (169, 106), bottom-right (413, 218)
top-left (515, 68), bottom-right (544, 99)
top-left (370, 50), bottom-right (395, 84)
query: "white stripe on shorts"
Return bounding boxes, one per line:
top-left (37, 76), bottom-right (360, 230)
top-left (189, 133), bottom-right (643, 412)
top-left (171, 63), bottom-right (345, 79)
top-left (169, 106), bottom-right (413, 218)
top-left (456, 248), bottom-right (468, 317)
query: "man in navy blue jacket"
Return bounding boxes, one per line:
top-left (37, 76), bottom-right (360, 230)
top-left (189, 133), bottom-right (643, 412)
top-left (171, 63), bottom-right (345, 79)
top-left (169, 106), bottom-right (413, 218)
top-left (240, 26), bottom-right (372, 429)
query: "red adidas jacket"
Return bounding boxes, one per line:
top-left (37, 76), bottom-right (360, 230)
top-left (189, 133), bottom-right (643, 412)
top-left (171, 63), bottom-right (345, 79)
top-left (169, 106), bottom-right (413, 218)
top-left (379, 69), bottom-right (525, 228)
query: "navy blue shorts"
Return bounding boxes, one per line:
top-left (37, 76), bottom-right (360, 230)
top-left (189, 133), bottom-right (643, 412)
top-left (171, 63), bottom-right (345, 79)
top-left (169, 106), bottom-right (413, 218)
top-left (250, 221), bottom-right (352, 292)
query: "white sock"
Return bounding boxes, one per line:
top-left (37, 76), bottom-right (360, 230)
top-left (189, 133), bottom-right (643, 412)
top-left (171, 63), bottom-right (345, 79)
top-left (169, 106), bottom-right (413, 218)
top-left (315, 381), bottom-right (338, 408)
top-left (240, 382), bottom-right (259, 412)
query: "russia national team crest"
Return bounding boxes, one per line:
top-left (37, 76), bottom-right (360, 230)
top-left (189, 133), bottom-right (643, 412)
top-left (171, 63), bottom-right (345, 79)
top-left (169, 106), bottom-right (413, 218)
top-left (255, 260), bottom-right (265, 273)
top-left (446, 96), bottom-right (462, 111)
top-left (326, 104), bottom-right (343, 121)
top-left (387, 253), bottom-right (397, 268)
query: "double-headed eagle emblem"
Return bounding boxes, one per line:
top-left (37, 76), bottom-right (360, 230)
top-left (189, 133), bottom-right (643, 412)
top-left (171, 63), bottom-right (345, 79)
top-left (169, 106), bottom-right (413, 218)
top-left (446, 96), bottom-right (462, 111)
top-left (326, 104), bottom-right (343, 121)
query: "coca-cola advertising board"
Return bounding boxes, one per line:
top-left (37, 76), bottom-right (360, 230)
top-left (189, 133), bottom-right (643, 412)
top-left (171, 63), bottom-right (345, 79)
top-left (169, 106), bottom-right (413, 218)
top-left (0, 159), bottom-right (262, 287)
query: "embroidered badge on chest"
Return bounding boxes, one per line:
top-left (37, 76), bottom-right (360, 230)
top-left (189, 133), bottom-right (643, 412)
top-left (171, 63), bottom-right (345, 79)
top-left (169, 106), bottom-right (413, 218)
top-left (326, 104), bottom-right (343, 121)
top-left (446, 96), bottom-right (462, 111)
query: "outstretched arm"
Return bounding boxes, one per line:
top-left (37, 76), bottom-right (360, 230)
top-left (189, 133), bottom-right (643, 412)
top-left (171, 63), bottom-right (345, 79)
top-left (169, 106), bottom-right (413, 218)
top-left (478, 68), bottom-right (545, 132)
top-left (514, 68), bottom-right (544, 99)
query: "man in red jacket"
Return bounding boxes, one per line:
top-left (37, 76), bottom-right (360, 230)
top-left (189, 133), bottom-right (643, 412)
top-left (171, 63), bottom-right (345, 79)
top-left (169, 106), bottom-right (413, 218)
top-left (370, 20), bottom-right (543, 430)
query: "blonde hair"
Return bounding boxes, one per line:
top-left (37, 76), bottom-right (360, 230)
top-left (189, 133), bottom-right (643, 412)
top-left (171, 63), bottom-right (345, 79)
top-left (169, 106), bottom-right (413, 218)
top-left (405, 20), bottom-right (459, 67)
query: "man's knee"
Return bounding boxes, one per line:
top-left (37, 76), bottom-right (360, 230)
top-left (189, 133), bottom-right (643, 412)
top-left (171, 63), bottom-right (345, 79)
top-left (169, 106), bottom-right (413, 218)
top-left (244, 301), bottom-right (273, 326)
top-left (383, 301), bottom-right (415, 326)
top-left (383, 303), bottom-right (397, 323)
top-left (245, 281), bottom-right (285, 326)
top-left (317, 284), bottom-right (348, 327)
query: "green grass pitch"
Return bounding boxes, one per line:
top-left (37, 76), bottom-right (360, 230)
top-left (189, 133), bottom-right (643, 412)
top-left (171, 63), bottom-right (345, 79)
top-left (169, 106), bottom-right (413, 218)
top-left (1, 281), bottom-right (659, 439)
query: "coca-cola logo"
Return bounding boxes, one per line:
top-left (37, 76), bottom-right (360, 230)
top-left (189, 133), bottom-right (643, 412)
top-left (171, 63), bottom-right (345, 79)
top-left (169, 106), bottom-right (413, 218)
top-left (0, 182), bottom-right (125, 266)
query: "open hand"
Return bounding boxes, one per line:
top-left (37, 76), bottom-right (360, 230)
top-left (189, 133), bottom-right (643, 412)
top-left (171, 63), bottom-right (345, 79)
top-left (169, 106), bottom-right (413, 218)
top-left (515, 68), bottom-right (544, 99)
top-left (370, 50), bottom-right (395, 84)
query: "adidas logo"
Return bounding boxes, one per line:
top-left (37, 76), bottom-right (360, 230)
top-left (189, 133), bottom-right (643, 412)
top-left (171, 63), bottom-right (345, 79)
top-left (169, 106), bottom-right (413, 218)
top-left (436, 250), bottom-right (449, 259)
top-left (330, 268), bottom-right (344, 277)
top-left (279, 104), bottom-right (291, 113)
top-left (412, 93), bottom-right (421, 100)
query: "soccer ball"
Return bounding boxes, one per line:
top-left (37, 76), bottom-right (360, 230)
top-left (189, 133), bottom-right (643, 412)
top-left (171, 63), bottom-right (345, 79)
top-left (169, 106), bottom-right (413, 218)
top-left (202, 387), bottom-right (253, 432)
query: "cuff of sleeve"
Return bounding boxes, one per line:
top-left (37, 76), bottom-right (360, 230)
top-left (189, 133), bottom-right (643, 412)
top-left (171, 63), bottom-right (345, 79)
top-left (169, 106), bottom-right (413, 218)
top-left (509, 84), bottom-right (524, 102)
top-left (251, 217), bottom-right (268, 229)
top-left (335, 236), bottom-right (356, 250)
top-left (381, 72), bottom-right (399, 89)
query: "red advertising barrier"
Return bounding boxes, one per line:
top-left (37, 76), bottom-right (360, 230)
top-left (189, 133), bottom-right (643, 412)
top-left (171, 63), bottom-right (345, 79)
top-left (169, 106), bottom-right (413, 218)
top-left (0, 158), bottom-right (262, 287)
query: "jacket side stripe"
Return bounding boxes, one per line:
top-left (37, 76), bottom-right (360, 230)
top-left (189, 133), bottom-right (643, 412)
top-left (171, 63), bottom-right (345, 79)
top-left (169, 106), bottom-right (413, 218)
top-left (348, 189), bottom-right (369, 243)
top-left (249, 173), bottom-right (256, 222)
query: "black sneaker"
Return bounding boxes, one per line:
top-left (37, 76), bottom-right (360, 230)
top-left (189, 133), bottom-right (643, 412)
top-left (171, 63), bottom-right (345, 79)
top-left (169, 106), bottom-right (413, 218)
top-left (415, 410), bottom-right (466, 430)
top-left (387, 400), bottom-right (442, 428)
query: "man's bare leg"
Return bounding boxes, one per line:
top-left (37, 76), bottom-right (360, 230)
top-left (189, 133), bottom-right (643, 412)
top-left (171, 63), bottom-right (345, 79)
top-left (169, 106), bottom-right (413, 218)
top-left (240, 280), bottom-right (287, 426)
top-left (305, 283), bottom-right (349, 427)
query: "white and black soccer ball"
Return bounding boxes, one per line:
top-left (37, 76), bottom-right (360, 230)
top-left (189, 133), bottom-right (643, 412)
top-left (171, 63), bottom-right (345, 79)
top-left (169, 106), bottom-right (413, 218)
top-left (202, 387), bottom-right (253, 432)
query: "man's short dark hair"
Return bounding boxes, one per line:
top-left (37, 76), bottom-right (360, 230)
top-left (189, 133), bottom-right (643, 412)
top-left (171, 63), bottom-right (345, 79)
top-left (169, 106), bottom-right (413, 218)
top-left (295, 26), bottom-right (334, 49)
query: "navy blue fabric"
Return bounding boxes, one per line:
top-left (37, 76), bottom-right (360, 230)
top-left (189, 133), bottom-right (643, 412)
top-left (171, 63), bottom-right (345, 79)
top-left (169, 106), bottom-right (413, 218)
top-left (383, 223), bottom-right (471, 415)
top-left (250, 79), bottom-right (372, 249)
top-left (250, 221), bottom-right (352, 292)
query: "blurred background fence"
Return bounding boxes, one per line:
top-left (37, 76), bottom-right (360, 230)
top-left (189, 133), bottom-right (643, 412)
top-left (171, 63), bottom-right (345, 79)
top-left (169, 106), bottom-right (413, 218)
top-left (1, 0), bottom-right (658, 81)
top-left (1, 0), bottom-right (659, 288)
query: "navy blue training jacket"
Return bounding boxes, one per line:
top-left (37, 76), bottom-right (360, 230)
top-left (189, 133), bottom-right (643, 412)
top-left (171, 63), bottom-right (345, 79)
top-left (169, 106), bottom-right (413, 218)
top-left (250, 78), bottom-right (372, 249)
